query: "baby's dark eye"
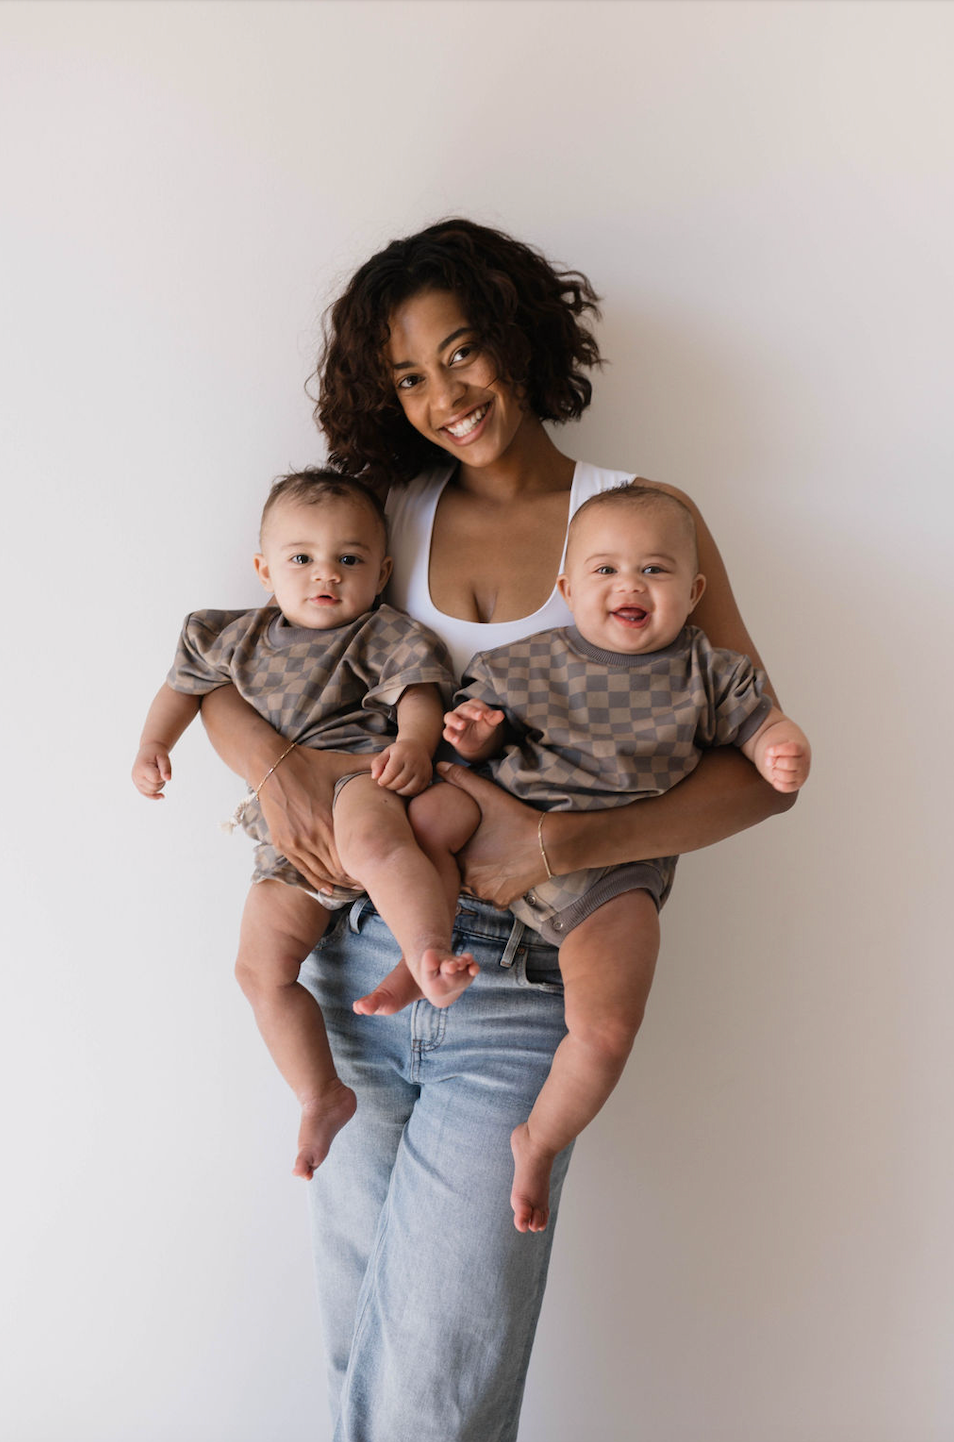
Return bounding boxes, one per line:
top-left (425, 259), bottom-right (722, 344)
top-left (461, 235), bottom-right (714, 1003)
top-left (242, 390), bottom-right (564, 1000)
top-left (595, 565), bottom-right (616, 575)
top-left (339, 554), bottom-right (362, 567)
top-left (642, 565), bottom-right (664, 575)
top-left (290, 554), bottom-right (310, 566)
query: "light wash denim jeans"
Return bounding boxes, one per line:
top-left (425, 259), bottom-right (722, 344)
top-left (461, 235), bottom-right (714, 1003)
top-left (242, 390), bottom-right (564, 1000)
top-left (299, 896), bottom-right (573, 1442)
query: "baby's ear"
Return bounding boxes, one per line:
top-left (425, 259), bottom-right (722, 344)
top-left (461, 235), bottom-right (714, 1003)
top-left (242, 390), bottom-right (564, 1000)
top-left (253, 553), bottom-right (273, 593)
top-left (557, 573), bottom-right (571, 604)
top-left (376, 553), bottom-right (393, 594)
top-left (688, 573), bottom-right (706, 612)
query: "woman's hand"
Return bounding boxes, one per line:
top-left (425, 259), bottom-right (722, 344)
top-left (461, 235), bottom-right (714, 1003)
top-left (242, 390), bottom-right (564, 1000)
top-left (257, 747), bottom-right (373, 893)
top-left (437, 763), bottom-right (548, 908)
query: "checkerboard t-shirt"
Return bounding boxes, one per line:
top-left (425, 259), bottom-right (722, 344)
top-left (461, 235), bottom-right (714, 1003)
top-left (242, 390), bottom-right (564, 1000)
top-left (457, 624), bottom-right (772, 813)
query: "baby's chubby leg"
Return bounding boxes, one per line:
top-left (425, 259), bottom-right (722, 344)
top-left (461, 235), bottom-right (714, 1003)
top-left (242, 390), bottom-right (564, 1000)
top-left (236, 881), bottom-right (357, 1178)
top-left (354, 781), bottom-right (482, 1016)
top-left (334, 777), bottom-right (479, 1010)
top-left (511, 889), bottom-right (660, 1233)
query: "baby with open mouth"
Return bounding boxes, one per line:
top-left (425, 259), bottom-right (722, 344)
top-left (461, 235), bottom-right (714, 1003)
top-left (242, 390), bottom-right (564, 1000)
top-left (403, 482), bottom-right (812, 1234)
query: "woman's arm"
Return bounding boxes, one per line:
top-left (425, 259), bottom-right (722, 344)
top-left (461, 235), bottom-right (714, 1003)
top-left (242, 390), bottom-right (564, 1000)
top-left (200, 685), bottom-right (373, 891)
top-left (443, 484), bottom-right (795, 907)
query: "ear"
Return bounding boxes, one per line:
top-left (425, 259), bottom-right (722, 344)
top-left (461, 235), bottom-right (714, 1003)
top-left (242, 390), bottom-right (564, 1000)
top-left (376, 553), bottom-right (393, 594)
top-left (253, 553), bottom-right (273, 594)
top-left (688, 573), bottom-right (706, 613)
top-left (557, 573), bottom-right (571, 605)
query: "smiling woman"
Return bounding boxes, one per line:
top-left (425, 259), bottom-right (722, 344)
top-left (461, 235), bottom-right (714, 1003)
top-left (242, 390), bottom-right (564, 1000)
top-left (199, 217), bottom-right (793, 1442)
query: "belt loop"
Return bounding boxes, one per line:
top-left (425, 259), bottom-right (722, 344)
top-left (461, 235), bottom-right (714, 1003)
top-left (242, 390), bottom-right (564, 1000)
top-left (348, 897), bottom-right (370, 934)
top-left (500, 916), bottom-right (525, 969)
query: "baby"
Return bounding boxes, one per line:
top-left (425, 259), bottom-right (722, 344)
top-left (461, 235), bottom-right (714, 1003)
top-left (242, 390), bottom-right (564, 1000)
top-left (408, 484), bottom-right (811, 1233)
top-left (132, 470), bottom-right (477, 1177)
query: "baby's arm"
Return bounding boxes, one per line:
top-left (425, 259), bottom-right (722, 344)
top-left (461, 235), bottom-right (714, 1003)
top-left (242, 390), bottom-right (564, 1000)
top-left (370, 683), bottom-right (444, 797)
top-left (442, 699), bottom-right (507, 764)
top-left (740, 707), bottom-right (811, 794)
top-left (132, 683), bottom-right (201, 798)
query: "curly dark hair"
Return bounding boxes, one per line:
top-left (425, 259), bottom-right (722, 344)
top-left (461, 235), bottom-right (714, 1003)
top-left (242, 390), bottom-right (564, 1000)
top-left (260, 468), bottom-right (388, 549)
top-left (314, 218), bottom-right (602, 488)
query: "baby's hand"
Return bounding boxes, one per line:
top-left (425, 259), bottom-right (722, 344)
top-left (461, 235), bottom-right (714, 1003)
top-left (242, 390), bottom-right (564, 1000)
top-left (760, 730), bottom-right (812, 793)
top-left (442, 700), bottom-right (505, 759)
top-left (371, 739), bottom-right (433, 797)
top-left (132, 743), bottom-right (172, 799)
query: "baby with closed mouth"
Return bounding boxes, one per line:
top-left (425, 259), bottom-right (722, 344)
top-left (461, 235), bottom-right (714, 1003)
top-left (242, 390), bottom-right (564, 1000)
top-left (132, 470), bottom-right (474, 1180)
top-left (399, 482), bottom-right (812, 1234)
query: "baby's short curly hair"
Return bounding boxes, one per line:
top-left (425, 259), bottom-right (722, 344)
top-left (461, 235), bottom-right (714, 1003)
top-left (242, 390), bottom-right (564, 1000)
top-left (314, 218), bottom-right (602, 488)
top-left (260, 468), bottom-right (388, 550)
top-left (568, 484), bottom-right (699, 570)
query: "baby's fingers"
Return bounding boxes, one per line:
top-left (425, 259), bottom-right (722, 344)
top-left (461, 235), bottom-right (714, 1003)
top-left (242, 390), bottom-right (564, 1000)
top-left (760, 744), bottom-right (807, 767)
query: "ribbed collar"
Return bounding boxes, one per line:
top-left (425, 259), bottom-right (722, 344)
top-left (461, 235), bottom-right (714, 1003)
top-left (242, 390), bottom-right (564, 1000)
top-left (563, 625), bottom-right (690, 668)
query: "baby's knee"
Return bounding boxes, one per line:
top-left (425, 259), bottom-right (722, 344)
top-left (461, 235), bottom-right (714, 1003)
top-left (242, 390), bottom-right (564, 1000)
top-left (573, 1011), bottom-right (642, 1067)
top-left (409, 783), bottom-right (480, 852)
top-left (340, 816), bottom-right (410, 875)
top-left (235, 948), bottom-right (298, 1001)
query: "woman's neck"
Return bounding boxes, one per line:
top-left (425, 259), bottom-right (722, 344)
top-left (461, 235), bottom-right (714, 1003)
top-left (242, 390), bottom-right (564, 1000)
top-left (454, 416), bottom-right (575, 501)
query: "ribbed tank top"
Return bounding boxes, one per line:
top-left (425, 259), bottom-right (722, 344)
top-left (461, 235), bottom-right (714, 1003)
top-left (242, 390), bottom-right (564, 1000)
top-left (385, 460), bottom-right (635, 678)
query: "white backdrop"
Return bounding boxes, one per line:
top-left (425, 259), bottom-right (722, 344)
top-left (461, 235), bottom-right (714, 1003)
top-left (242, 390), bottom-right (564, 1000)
top-left (3, 3), bottom-right (952, 1439)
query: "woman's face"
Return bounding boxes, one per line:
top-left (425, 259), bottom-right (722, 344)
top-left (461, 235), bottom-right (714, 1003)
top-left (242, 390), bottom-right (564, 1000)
top-left (386, 289), bottom-right (529, 468)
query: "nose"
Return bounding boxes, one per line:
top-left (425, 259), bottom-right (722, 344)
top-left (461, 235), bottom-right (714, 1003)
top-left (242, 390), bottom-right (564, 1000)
top-left (617, 571), bottom-right (646, 593)
top-left (430, 367), bottom-right (468, 417)
top-left (311, 559), bottom-right (340, 583)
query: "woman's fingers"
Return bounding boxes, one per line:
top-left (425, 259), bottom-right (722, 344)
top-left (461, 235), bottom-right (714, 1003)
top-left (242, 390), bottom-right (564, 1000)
top-left (257, 748), bottom-right (358, 892)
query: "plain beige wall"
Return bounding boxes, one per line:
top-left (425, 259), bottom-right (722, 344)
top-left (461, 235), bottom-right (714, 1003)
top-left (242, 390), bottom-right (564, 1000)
top-left (3, 3), bottom-right (952, 1438)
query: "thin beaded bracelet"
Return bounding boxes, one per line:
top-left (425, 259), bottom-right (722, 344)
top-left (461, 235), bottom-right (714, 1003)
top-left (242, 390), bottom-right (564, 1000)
top-left (222, 740), bottom-right (297, 834)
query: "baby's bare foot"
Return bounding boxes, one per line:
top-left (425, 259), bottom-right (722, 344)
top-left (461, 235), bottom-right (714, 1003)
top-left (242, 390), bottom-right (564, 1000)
top-left (293, 1081), bottom-right (357, 1179)
top-left (510, 1122), bottom-right (554, 1233)
top-left (353, 958), bottom-right (423, 1016)
top-left (420, 948), bottom-right (478, 1008)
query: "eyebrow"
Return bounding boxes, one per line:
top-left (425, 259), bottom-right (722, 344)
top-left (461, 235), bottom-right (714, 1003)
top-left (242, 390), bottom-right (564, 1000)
top-left (391, 327), bottom-right (473, 372)
top-left (282, 539), bottom-right (372, 550)
top-left (583, 551), bottom-right (679, 565)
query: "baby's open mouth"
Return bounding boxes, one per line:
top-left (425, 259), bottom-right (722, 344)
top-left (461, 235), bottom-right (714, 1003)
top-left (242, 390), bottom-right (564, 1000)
top-left (612, 607), bottom-right (649, 624)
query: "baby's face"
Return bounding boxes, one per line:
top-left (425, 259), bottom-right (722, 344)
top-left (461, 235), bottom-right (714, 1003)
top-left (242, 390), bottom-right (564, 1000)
top-left (558, 503), bottom-right (705, 655)
top-left (254, 496), bottom-right (391, 629)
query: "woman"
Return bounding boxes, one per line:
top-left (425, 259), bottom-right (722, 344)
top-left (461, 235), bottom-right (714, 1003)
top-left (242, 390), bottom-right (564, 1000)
top-left (202, 219), bottom-right (791, 1442)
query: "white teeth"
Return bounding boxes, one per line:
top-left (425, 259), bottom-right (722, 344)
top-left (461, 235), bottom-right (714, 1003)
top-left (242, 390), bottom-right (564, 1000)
top-left (445, 404), bottom-right (488, 438)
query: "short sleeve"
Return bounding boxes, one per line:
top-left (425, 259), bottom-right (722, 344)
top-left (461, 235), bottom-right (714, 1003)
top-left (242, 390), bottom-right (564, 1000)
top-left (456, 651), bottom-right (504, 708)
top-left (699, 646), bottom-right (773, 748)
top-left (360, 609), bottom-right (458, 714)
top-left (166, 611), bottom-right (240, 695)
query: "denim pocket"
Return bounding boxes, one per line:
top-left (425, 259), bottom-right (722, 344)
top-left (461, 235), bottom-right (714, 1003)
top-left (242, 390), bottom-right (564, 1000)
top-left (514, 939), bottom-right (564, 994)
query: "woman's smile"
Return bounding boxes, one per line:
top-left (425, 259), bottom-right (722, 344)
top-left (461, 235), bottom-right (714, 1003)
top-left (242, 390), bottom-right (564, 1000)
top-left (387, 289), bottom-right (528, 469)
top-left (441, 400), bottom-right (493, 444)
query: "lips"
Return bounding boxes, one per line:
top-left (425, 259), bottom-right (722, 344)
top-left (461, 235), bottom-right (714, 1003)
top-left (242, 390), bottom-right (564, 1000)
top-left (612, 607), bottom-right (649, 625)
top-left (442, 401), bottom-right (490, 442)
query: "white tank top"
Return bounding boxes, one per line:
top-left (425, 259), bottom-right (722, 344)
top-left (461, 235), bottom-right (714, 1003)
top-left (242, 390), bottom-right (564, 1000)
top-left (385, 460), bottom-right (635, 678)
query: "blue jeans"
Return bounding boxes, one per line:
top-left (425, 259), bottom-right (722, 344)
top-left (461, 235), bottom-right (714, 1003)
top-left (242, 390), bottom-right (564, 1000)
top-left (299, 897), bottom-right (572, 1442)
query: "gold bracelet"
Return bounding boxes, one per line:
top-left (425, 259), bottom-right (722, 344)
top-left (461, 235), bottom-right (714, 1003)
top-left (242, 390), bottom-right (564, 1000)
top-left (537, 812), bottom-right (554, 880)
top-left (254, 740), bottom-right (297, 797)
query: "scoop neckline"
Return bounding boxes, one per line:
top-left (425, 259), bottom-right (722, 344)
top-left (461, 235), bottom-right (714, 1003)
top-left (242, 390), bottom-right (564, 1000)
top-left (423, 462), bottom-right (581, 630)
